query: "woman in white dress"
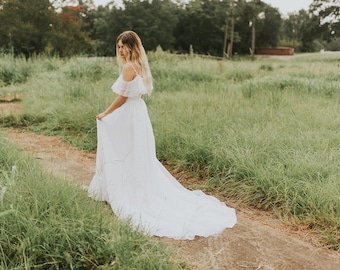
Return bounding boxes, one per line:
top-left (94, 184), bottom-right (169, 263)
top-left (88, 31), bottom-right (236, 240)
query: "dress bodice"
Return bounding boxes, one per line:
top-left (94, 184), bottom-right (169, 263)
top-left (111, 74), bottom-right (147, 98)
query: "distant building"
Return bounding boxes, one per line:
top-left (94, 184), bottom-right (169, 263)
top-left (257, 47), bottom-right (294, 55)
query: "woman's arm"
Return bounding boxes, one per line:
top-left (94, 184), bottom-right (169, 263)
top-left (97, 64), bottom-right (136, 121)
top-left (96, 95), bottom-right (127, 120)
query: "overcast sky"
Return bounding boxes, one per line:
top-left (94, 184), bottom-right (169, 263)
top-left (92, 0), bottom-right (312, 16)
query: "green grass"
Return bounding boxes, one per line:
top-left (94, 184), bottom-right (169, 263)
top-left (150, 52), bottom-right (340, 248)
top-left (1, 51), bottom-right (340, 249)
top-left (0, 54), bottom-right (31, 87)
top-left (0, 133), bottom-right (184, 269)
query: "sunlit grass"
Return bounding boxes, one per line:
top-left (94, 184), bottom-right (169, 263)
top-left (0, 133), bottom-right (184, 269)
top-left (1, 51), bottom-right (340, 249)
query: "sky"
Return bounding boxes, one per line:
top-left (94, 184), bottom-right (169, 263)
top-left (262, 0), bottom-right (312, 15)
top-left (92, 0), bottom-right (312, 16)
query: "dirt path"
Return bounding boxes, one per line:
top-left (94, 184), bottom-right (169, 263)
top-left (3, 106), bottom-right (340, 269)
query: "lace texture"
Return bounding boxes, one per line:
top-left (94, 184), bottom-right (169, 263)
top-left (111, 75), bottom-right (147, 98)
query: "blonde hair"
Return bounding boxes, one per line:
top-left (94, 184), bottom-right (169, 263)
top-left (116, 31), bottom-right (153, 94)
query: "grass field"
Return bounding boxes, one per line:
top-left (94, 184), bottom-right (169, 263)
top-left (0, 134), bottom-right (184, 268)
top-left (1, 51), bottom-right (340, 255)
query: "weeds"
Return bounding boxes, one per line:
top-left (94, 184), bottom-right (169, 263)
top-left (1, 52), bottom-right (340, 249)
top-left (0, 134), bottom-right (183, 269)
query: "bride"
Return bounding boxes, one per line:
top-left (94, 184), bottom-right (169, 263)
top-left (88, 31), bottom-right (236, 240)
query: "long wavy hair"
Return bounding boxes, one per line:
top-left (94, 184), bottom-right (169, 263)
top-left (116, 31), bottom-right (153, 94)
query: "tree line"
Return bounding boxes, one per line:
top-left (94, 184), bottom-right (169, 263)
top-left (0, 0), bottom-right (339, 58)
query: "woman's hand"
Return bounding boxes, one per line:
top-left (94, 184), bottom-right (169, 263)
top-left (96, 95), bottom-right (127, 121)
top-left (96, 112), bottom-right (107, 121)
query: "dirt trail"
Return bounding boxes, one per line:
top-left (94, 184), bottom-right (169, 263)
top-left (3, 105), bottom-right (340, 269)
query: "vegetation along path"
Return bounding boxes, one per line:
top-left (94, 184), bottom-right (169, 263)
top-left (3, 102), bottom-right (340, 270)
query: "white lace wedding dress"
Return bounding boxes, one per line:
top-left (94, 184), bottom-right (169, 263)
top-left (88, 70), bottom-right (237, 240)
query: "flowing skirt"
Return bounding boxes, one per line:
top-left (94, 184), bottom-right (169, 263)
top-left (88, 98), bottom-right (236, 240)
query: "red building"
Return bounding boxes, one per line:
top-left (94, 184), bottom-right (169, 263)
top-left (257, 47), bottom-right (294, 55)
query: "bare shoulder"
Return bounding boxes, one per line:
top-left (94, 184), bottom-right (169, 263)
top-left (122, 64), bottom-right (136, 82)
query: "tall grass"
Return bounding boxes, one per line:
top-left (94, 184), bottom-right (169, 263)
top-left (150, 52), bottom-right (340, 248)
top-left (0, 57), bottom-right (113, 149)
top-left (1, 52), bottom-right (340, 249)
top-left (0, 54), bottom-right (31, 87)
top-left (0, 133), bottom-right (183, 269)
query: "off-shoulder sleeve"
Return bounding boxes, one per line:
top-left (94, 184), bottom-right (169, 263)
top-left (111, 75), bottom-right (148, 98)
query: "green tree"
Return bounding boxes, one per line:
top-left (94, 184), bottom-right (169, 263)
top-left (174, 0), bottom-right (231, 56)
top-left (0, 0), bottom-right (53, 57)
top-left (92, 0), bottom-right (179, 56)
top-left (92, 5), bottom-right (120, 56)
top-left (310, 0), bottom-right (339, 39)
top-left (49, 5), bottom-right (92, 57)
top-left (123, 0), bottom-right (179, 51)
top-left (281, 11), bottom-right (308, 49)
top-left (93, 0), bottom-right (231, 56)
top-left (255, 4), bottom-right (281, 48)
top-left (280, 10), bottom-right (323, 52)
top-left (0, 0), bottom-right (93, 57)
top-left (279, 1), bottom-right (340, 53)
top-left (232, 0), bottom-right (281, 55)
top-left (300, 13), bottom-right (327, 52)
